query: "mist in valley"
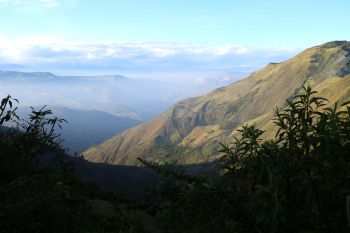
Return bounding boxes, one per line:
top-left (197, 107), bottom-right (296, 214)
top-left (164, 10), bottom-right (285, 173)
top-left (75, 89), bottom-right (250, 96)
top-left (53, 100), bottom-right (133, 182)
top-left (0, 43), bottom-right (297, 153)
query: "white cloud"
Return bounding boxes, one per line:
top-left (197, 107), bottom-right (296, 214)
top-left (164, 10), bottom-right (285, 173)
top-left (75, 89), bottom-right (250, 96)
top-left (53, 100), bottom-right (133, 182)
top-left (0, 34), bottom-right (302, 77)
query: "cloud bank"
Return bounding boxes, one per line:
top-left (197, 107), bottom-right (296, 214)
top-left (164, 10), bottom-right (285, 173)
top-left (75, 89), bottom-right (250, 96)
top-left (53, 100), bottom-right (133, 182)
top-left (0, 34), bottom-right (301, 79)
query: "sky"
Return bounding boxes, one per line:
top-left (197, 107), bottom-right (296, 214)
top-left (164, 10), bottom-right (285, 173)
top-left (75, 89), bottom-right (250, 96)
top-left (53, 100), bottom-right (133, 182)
top-left (0, 0), bottom-right (349, 79)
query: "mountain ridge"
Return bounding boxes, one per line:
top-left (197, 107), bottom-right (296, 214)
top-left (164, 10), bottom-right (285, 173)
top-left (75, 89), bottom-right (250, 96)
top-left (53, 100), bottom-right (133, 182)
top-left (84, 41), bottom-right (350, 165)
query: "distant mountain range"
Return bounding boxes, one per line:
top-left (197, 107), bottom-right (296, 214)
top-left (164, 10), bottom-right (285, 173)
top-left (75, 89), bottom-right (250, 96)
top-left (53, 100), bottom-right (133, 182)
top-left (83, 41), bottom-right (350, 165)
top-left (0, 70), bottom-right (243, 121)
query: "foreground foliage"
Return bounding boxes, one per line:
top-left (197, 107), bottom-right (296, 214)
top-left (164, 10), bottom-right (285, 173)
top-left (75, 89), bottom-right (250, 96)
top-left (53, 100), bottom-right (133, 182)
top-left (0, 96), bottom-right (137, 233)
top-left (140, 86), bottom-right (350, 233)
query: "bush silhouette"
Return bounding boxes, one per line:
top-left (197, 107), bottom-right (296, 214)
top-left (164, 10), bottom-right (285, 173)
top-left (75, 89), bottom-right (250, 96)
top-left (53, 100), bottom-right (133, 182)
top-left (0, 96), bottom-right (133, 233)
top-left (140, 86), bottom-right (350, 233)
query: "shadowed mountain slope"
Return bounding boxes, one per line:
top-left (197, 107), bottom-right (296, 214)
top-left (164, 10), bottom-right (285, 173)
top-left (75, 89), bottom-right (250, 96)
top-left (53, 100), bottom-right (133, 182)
top-left (16, 107), bottom-right (141, 154)
top-left (38, 153), bottom-right (158, 199)
top-left (84, 41), bottom-right (350, 165)
top-left (71, 157), bottom-right (159, 199)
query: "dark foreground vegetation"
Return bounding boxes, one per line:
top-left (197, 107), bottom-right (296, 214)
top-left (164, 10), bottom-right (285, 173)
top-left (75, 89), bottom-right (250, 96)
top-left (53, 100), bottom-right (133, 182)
top-left (0, 97), bottom-right (136, 233)
top-left (1, 85), bottom-right (350, 233)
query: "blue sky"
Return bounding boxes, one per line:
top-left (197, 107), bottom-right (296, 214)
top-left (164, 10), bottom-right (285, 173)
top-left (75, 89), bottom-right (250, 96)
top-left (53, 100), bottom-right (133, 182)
top-left (1, 0), bottom-right (349, 47)
top-left (0, 0), bottom-right (349, 78)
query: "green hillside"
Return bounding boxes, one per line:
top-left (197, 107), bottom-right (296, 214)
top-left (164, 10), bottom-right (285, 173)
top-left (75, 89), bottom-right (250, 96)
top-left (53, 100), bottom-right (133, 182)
top-left (84, 41), bottom-right (350, 165)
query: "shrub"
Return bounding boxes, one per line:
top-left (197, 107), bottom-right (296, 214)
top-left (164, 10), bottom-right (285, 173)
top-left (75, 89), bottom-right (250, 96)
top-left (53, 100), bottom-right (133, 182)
top-left (142, 86), bottom-right (350, 233)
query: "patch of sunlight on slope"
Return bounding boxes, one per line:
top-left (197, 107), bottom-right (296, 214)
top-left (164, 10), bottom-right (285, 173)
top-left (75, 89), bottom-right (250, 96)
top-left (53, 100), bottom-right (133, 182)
top-left (180, 125), bottom-right (226, 148)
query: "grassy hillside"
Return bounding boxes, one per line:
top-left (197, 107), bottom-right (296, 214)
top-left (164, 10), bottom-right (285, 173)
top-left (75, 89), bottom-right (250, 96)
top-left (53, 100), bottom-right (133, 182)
top-left (84, 41), bottom-right (350, 165)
